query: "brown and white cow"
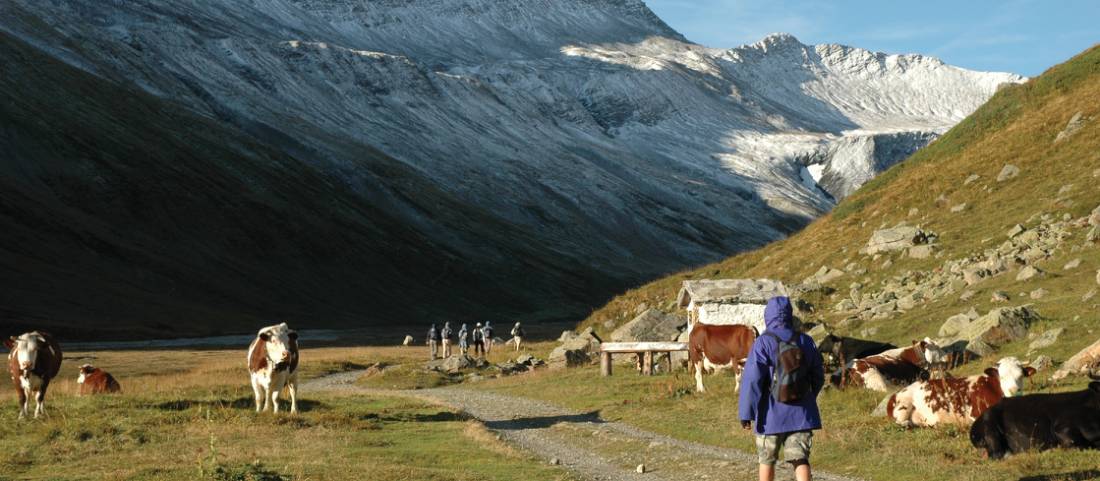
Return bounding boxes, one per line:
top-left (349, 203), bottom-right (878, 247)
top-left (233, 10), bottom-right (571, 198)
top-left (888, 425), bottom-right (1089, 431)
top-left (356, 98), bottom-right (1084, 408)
top-left (247, 323), bottom-right (299, 414)
top-left (688, 323), bottom-right (756, 393)
top-left (77, 364), bottom-right (121, 395)
top-left (5, 331), bottom-right (63, 419)
top-left (833, 340), bottom-right (937, 392)
top-left (887, 357), bottom-right (1035, 428)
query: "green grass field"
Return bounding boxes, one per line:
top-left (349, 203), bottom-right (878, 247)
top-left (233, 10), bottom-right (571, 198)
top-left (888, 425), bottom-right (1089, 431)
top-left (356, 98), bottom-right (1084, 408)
top-left (0, 346), bottom-right (573, 481)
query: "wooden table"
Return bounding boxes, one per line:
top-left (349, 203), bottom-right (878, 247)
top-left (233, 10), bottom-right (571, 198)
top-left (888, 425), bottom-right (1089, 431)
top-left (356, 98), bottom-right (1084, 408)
top-left (599, 342), bottom-right (689, 376)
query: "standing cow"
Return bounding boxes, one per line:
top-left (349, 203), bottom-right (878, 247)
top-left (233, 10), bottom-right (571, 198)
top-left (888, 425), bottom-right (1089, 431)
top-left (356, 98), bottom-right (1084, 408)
top-left (77, 364), bottom-right (122, 395)
top-left (887, 357), bottom-right (1034, 428)
top-left (5, 331), bottom-right (63, 419)
top-left (247, 323), bottom-right (300, 414)
top-left (688, 323), bottom-right (757, 393)
top-left (971, 374), bottom-right (1100, 459)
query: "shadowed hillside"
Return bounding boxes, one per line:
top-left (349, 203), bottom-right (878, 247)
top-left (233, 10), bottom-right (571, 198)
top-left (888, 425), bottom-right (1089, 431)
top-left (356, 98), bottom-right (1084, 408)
top-left (0, 32), bottom-right (617, 339)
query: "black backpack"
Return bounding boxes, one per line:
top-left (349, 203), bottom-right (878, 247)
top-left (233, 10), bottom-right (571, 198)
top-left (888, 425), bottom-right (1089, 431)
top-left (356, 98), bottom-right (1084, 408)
top-left (763, 332), bottom-right (812, 403)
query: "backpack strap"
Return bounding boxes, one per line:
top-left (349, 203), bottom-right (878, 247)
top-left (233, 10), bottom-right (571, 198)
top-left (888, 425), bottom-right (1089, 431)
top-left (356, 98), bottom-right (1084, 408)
top-left (760, 332), bottom-right (782, 390)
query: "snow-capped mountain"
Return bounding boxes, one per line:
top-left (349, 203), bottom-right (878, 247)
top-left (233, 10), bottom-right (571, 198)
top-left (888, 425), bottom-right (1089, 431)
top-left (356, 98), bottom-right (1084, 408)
top-left (0, 0), bottom-right (1023, 334)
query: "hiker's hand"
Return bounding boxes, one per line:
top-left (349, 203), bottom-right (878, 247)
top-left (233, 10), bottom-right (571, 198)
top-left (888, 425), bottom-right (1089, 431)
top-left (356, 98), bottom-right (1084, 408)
top-left (740, 420), bottom-right (752, 431)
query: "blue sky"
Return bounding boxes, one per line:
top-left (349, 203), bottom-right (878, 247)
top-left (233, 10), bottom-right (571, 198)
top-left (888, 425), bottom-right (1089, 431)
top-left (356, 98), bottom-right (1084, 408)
top-left (645, 0), bottom-right (1099, 76)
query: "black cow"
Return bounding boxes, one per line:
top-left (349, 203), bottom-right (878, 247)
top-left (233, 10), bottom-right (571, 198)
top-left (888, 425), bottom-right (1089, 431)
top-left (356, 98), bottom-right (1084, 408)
top-left (817, 334), bottom-right (895, 371)
top-left (970, 378), bottom-right (1100, 459)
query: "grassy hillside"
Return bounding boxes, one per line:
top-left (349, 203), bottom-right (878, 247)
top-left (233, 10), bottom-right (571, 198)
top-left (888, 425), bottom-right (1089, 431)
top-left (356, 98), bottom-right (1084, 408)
top-left (582, 45), bottom-right (1100, 365)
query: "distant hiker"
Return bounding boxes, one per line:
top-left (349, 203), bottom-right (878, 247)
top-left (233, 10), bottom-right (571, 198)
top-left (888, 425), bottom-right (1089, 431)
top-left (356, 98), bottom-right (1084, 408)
top-left (441, 322), bottom-right (454, 358)
top-left (458, 323), bottom-right (470, 356)
top-left (472, 322), bottom-right (485, 357)
top-left (482, 322), bottom-right (494, 356)
top-left (739, 296), bottom-right (825, 481)
top-left (427, 324), bottom-right (441, 360)
top-left (510, 322), bottom-right (525, 351)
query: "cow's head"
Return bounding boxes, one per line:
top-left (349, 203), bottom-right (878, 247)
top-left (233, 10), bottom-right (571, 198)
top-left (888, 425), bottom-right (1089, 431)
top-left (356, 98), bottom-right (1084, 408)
top-left (77, 364), bottom-right (97, 384)
top-left (984, 357), bottom-right (1034, 397)
top-left (6, 332), bottom-right (48, 376)
top-left (257, 323), bottom-right (298, 369)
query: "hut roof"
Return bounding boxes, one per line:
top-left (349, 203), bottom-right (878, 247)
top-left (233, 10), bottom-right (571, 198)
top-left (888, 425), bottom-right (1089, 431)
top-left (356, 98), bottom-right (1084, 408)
top-left (677, 279), bottom-right (787, 308)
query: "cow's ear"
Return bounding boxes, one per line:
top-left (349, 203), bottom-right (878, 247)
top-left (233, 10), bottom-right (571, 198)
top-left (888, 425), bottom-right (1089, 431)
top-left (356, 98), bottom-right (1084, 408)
top-left (288, 331), bottom-right (299, 341)
top-left (259, 332), bottom-right (271, 342)
top-left (983, 367), bottom-right (999, 378)
top-left (1023, 367), bottom-right (1036, 377)
top-left (2, 337), bottom-right (14, 349)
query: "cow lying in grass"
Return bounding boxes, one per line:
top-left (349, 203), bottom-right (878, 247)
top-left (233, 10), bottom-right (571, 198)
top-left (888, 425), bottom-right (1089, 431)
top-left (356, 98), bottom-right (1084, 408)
top-left (887, 357), bottom-right (1034, 428)
top-left (832, 339), bottom-right (944, 391)
top-left (77, 364), bottom-right (121, 395)
top-left (817, 334), bottom-right (895, 372)
top-left (971, 373), bottom-right (1100, 459)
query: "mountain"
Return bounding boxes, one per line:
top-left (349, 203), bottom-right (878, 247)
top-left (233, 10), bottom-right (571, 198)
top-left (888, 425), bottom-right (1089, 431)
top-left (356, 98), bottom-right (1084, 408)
top-left (0, 1), bottom-right (1021, 338)
top-left (579, 45), bottom-right (1100, 367)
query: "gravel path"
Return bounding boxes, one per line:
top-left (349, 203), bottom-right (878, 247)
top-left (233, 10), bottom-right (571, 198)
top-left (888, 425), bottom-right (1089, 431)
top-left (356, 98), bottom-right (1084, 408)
top-left (304, 371), bottom-right (863, 481)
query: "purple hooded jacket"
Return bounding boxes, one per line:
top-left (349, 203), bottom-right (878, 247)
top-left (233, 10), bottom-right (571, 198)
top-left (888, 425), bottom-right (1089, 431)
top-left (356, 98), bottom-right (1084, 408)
top-left (738, 296), bottom-right (825, 435)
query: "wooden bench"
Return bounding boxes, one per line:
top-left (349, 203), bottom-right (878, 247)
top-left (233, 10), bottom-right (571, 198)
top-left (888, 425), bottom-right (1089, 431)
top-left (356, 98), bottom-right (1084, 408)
top-left (599, 342), bottom-right (688, 376)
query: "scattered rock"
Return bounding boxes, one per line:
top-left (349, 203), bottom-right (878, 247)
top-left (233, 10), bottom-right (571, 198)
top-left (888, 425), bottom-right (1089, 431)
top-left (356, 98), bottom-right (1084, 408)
top-left (611, 309), bottom-right (686, 343)
top-left (991, 291), bottom-right (1010, 303)
top-left (860, 327), bottom-right (879, 338)
top-left (997, 164), bottom-right (1020, 182)
top-left (909, 245), bottom-right (936, 259)
top-left (1088, 226), bottom-right (1100, 243)
top-left (1006, 224), bottom-right (1026, 238)
top-left (864, 225), bottom-right (931, 255)
top-left (966, 340), bottom-right (997, 358)
top-left (939, 313), bottom-right (973, 338)
top-left (1030, 355), bottom-right (1054, 371)
top-left (1096, 270), bottom-right (1100, 286)
top-left (426, 355), bottom-right (477, 374)
top-left (1084, 289), bottom-right (1097, 302)
top-left (1089, 205), bottom-right (1100, 226)
top-left (1029, 328), bottom-right (1064, 352)
top-left (908, 207), bottom-right (920, 217)
top-left (636, 464), bottom-right (646, 474)
top-left (1054, 111), bottom-right (1087, 142)
top-left (549, 458), bottom-right (560, 466)
top-left (951, 203), bottom-right (967, 213)
top-left (955, 305), bottom-right (1038, 347)
top-left (1016, 265), bottom-right (1043, 281)
top-left (959, 290), bottom-right (976, 301)
top-left (1029, 288), bottom-right (1049, 299)
top-left (549, 335), bottom-right (600, 369)
top-left (1052, 337), bottom-right (1100, 380)
top-left (559, 330), bottom-right (577, 343)
top-left (964, 174), bottom-right (981, 185)
top-left (1058, 184), bottom-right (1075, 196)
top-left (1064, 258), bottom-right (1082, 270)
top-left (805, 265), bottom-right (846, 285)
top-left (402, 335), bottom-right (414, 346)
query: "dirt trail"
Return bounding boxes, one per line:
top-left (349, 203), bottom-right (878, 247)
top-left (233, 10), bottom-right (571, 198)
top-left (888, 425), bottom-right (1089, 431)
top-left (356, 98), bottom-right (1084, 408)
top-left (305, 371), bottom-right (862, 481)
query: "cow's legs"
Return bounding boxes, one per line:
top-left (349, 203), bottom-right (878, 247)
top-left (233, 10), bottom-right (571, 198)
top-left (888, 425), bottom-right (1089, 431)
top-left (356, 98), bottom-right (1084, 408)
top-left (251, 376), bottom-right (265, 412)
top-left (17, 383), bottom-right (29, 419)
top-left (694, 362), bottom-right (707, 393)
top-left (33, 379), bottom-right (49, 419)
top-left (288, 374), bottom-right (299, 414)
top-left (270, 384), bottom-right (282, 414)
top-left (733, 367), bottom-right (742, 394)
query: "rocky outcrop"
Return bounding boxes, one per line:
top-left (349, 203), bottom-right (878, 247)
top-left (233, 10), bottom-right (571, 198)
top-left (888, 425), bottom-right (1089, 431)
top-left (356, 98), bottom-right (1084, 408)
top-left (863, 225), bottom-right (932, 255)
top-left (549, 329), bottom-right (601, 369)
top-left (610, 309), bottom-right (686, 342)
top-left (1052, 337), bottom-right (1100, 380)
top-left (954, 306), bottom-right (1038, 347)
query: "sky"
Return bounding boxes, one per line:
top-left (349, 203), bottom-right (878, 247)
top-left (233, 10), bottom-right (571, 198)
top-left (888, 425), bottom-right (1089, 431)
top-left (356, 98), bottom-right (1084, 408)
top-left (645, 0), bottom-right (1100, 76)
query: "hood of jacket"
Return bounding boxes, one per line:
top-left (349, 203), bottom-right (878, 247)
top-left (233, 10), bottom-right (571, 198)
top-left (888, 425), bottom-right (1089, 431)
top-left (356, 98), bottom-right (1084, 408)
top-left (764, 296), bottom-right (795, 341)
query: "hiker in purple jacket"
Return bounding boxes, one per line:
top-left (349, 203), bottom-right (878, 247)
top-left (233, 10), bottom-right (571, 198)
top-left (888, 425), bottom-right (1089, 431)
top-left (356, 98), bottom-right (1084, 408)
top-left (739, 296), bottom-right (825, 481)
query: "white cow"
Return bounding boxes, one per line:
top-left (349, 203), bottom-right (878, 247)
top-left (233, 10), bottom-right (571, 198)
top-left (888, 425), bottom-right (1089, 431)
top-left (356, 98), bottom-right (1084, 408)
top-left (247, 323), bottom-right (299, 414)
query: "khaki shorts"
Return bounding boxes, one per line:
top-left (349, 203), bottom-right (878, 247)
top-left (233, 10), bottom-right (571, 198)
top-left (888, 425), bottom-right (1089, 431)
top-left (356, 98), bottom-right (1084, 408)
top-left (755, 431), bottom-right (812, 466)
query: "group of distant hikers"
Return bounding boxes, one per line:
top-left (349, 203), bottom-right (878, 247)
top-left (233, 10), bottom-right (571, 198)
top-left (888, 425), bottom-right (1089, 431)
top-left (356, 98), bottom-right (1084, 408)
top-left (426, 321), bottom-right (525, 360)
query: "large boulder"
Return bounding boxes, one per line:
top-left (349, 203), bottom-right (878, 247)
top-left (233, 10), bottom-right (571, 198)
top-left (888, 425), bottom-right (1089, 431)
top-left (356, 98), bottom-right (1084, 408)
top-left (426, 355), bottom-right (476, 374)
top-left (1028, 328), bottom-right (1064, 352)
top-left (1052, 337), bottom-right (1100, 380)
top-left (610, 309), bottom-right (686, 342)
top-left (548, 335), bottom-right (599, 370)
top-left (954, 305), bottom-right (1038, 347)
top-left (864, 225), bottom-right (931, 255)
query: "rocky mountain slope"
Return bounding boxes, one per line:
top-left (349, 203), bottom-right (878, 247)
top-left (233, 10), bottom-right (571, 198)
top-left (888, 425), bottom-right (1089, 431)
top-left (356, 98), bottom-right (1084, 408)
top-left (0, 0), bottom-right (1020, 337)
top-left (581, 45), bottom-right (1100, 375)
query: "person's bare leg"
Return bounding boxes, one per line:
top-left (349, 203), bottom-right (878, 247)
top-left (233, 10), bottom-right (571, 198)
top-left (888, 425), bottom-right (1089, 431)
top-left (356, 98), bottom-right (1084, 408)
top-left (795, 463), bottom-right (812, 481)
top-left (758, 464), bottom-right (775, 481)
